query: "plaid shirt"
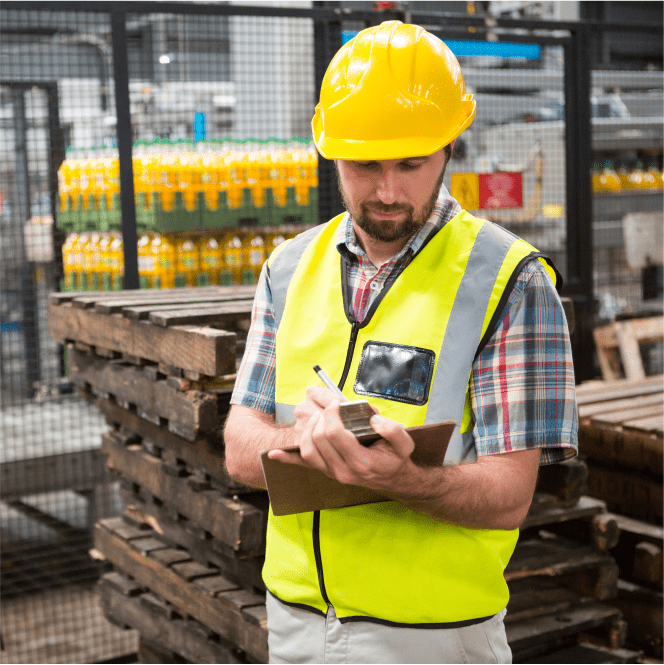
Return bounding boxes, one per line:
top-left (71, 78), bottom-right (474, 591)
top-left (231, 185), bottom-right (578, 465)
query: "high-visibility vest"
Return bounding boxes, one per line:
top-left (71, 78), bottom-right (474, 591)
top-left (263, 210), bottom-right (559, 626)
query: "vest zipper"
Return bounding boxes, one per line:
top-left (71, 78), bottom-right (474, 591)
top-left (312, 320), bottom-right (360, 609)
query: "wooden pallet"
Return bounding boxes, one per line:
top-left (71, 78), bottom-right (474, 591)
top-left (593, 316), bottom-right (663, 381)
top-left (94, 517), bottom-right (269, 664)
top-left (102, 429), bottom-right (266, 558)
top-left (49, 287), bottom-right (256, 377)
top-left (577, 375), bottom-right (663, 523)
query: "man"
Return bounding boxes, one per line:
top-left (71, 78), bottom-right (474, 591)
top-left (224, 21), bottom-right (578, 664)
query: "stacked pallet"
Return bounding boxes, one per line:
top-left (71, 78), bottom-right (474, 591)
top-left (48, 286), bottom-right (268, 663)
top-left (577, 375), bottom-right (663, 660)
top-left (49, 288), bottom-right (642, 664)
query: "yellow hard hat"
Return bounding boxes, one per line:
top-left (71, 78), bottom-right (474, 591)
top-left (312, 21), bottom-right (476, 161)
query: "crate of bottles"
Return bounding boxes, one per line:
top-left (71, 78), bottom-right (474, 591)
top-left (58, 137), bottom-right (319, 235)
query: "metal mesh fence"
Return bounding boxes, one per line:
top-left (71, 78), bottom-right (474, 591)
top-left (0, 3), bottom-right (661, 663)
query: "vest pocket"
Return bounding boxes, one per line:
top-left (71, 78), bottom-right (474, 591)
top-left (354, 340), bottom-right (435, 405)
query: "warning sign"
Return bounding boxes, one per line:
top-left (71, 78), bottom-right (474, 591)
top-left (451, 172), bottom-right (523, 210)
top-left (450, 173), bottom-right (479, 211)
top-left (478, 172), bottom-right (523, 209)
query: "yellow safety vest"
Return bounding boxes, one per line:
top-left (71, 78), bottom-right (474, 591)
top-left (263, 210), bottom-right (559, 626)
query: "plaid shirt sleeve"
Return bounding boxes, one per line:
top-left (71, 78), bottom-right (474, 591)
top-left (230, 261), bottom-right (278, 415)
top-left (470, 260), bottom-right (578, 466)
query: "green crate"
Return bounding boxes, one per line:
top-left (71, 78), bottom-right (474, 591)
top-left (57, 195), bottom-right (79, 232)
top-left (79, 194), bottom-right (99, 231)
top-left (98, 193), bottom-right (122, 233)
top-left (136, 191), bottom-right (159, 232)
top-left (157, 190), bottom-right (202, 233)
top-left (270, 186), bottom-right (305, 226)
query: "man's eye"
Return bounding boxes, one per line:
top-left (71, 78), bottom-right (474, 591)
top-left (400, 162), bottom-right (423, 171)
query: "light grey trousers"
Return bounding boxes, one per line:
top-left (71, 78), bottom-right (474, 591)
top-left (266, 593), bottom-right (512, 664)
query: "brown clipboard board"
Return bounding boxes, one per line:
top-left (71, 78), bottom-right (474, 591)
top-left (260, 420), bottom-right (456, 516)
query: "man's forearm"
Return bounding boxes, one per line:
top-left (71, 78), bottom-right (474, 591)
top-left (224, 405), bottom-right (296, 488)
top-left (381, 449), bottom-right (541, 531)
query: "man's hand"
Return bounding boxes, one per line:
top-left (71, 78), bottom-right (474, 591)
top-left (268, 398), bottom-right (416, 492)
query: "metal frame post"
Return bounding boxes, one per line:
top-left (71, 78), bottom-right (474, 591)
top-left (110, 8), bottom-right (139, 290)
top-left (564, 23), bottom-right (595, 383)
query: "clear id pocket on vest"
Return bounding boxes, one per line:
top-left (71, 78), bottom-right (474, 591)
top-left (354, 341), bottom-right (436, 406)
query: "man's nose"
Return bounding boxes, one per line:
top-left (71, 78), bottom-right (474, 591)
top-left (375, 169), bottom-right (397, 204)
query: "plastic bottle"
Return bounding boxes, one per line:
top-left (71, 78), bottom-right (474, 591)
top-left (646, 158), bottom-right (664, 190)
top-left (74, 232), bottom-right (91, 290)
top-left (108, 232), bottom-right (124, 290)
top-left (175, 235), bottom-right (200, 287)
top-left (99, 231), bottom-right (114, 290)
top-left (62, 232), bottom-right (78, 291)
top-left (223, 233), bottom-right (244, 284)
top-left (593, 161), bottom-right (620, 193)
top-left (86, 231), bottom-right (104, 291)
top-left (200, 235), bottom-right (224, 285)
top-left (243, 231), bottom-right (266, 284)
top-left (616, 160), bottom-right (637, 190)
top-left (137, 232), bottom-right (154, 288)
top-left (152, 233), bottom-right (175, 289)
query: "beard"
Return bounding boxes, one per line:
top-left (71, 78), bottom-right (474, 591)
top-left (336, 160), bottom-right (448, 243)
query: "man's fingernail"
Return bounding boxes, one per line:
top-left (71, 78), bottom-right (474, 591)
top-left (370, 415), bottom-right (386, 425)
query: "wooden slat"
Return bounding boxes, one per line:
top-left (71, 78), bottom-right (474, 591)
top-left (119, 490), bottom-right (265, 591)
top-left (148, 301), bottom-right (254, 327)
top-left (102, 432), bottom-right (266, 556)
top-left (579, 392), bottom-right (663, 418)
top-left (91, 392), bottom-right (247, 492)
top-left (623, 415), bottom-right (664, 434)
top-left (49, 301), bottom-right (236, 376)
top-left (120, 295), bottom-right (253, 319)
top-left (591, 403), bottom-right (663, 426)
top-left (576, 375), bottom-right (663, 404)
top-left (95, 520), bottom-right (268, 663)
top-left (72, 286), bottom-right (234, 309)
top-left (522, 495), bottom-right (607, 530)
top-left (70, 347), bottom-right (220, 441)
top-left (98, 577), bottom-right (248, 664)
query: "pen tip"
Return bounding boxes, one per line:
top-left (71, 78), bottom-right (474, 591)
top-left (313, 365), bottom-right (321, 373)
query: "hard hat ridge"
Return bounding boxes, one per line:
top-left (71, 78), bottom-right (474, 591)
top-left (312, 21), bottom-right (476, 161)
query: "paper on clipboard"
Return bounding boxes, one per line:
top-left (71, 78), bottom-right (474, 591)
top-left (261, 420), bottom-right (456, 516)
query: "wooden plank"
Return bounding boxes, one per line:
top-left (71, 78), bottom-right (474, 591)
top-left (586, 463), bottom-right (663, 522)
top-left (70, 347), bottom-right (220, 441)
top-left (535, 458), bottom-right (588, 507)
top-left (92, 392), bottom-right (247, 492)
top-left (102, 432), bottom-right (266, 556)
top-left (119, 491), bottom-right (265, 591)
top-left (522, 495), bottom-right (607, 530)
top-left (148, 302), bottom-right (254, 327)
top-left (506, 537), bottom-right (618, 600)
top-left (98, 577), bottom-right (250, 664)
top-left (590, 403), bottom-right (663, 426)
top-left (94, 520), bottom-right (269, 663)
top-left (68, 286), bottom-right (235, 309)
top-left (506, 578), bottom-right (581, 623)
top-left (49, 301), bottom-right (236, 376)
top-left (120, 295), bottom-right (254, 319)
top-left (623, 414), bottom-right (664, 433)
top-left (579, 392), bottom-right (663, 418)
top-left (507, 602), bottom-right (623, 659)
top-left (576, 375), bottom-right (663, 403)
top-left (615, 320), bottom-right (646, 381)
top-left (579, 421), bottom-right (662, 473)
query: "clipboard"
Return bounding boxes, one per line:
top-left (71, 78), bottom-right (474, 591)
top-left (260, 420), bottom-right (456, 516)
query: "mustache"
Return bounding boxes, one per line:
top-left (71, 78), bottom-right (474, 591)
top-left (363, 202), bottom-right (412, 214)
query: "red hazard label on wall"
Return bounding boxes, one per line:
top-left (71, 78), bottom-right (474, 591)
top-left (478, 172), bottom-right (523, 209)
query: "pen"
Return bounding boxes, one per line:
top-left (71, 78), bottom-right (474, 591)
top-left (313, 365), bottom-right (349, 402)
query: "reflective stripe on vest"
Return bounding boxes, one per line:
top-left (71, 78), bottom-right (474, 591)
top-left (264, 210), bottom-right (557, 624)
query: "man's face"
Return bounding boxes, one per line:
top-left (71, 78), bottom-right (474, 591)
top-left (335, 148), bottom-right (449, 243)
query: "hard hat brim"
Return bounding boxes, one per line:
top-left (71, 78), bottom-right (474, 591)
top-left (312, 98), bottom-right (476, 161)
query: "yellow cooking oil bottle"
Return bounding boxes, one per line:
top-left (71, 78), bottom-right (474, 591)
top-left (62, 232), bottom-right (78, 291)
top-left (242, 230), bottom-right (266, 285)
top-left (200, 235), bottom-right (224, 285)
top-left (108, 232), bottom-right (124, 290)
top-left (646, 158), bottom-right (664, 189)
top-left (223, 232), bottom-right (244, 284)
top-left (73, 231), bottom-right (91, 291)
top-left (86, 231), bottom-right (104, 291)
top-left (99, 231), bottom-right (114, 290)
top-left (152, 233), bottom-right (175, 289)
top-left (592, 160), bottom-right (621, 193)
top-left (175, 235), bottom-right (200, 287)
top-left (137, 231), bottom-right (155, 288)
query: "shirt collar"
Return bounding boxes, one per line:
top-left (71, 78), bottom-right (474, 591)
top-left (336, 183), bottom-right (462, 265)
